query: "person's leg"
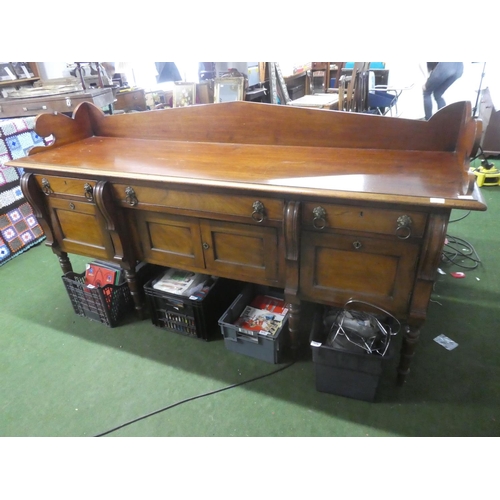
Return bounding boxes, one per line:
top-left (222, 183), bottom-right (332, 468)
top-left (423, 64), bottom-right (448, 120)
top-left (423, 63), bottom-right (463, 118)
top-left (423, 88), bottom-right (434, 119)
top-left (433, 63), bottom-right (464, 110)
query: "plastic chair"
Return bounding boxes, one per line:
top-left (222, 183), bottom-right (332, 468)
top-left (368, 78), bottom-right (415, 117)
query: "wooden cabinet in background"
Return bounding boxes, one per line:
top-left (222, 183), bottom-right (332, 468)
top-left (113, 88), bottom-right (147, 112)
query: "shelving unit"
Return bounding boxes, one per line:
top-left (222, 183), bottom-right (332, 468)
top-left (0, 62), bottom-right (40, 89)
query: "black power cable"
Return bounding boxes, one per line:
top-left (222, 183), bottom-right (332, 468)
top-left (440, 210), bottom-right (481, 270)
top-left (94, 361), bottom-right (295, 437)
top-left (442, 234), bottom-right (481, 270)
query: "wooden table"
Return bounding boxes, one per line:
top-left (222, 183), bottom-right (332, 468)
top-left (289, 93), bottom-right (339, 110)
top-left (8, 100), bottom-right (486, 384)
top-left (0, 87), bottom-right (114, 119)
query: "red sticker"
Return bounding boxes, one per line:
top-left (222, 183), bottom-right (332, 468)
top-left (450, 272), bottom-right (466, 278)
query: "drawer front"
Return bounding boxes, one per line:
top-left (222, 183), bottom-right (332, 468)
top-left (302, 202), bottom-right (427, 239)
top-left (112, 183), bottom-right (284, 221)
top-left (34, 175), bottom-right (97, 200)
top-left (300, 230), bottom-right (420, 315)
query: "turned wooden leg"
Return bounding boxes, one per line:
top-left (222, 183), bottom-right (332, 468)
top-left (57, 252), bottom-right (73, 275)
top-left (124, 268), bottom-right (145, 319)
top-left (287, 302), bottom-right (302, 358)
top-left (397, 325), bottom-right (421, 385)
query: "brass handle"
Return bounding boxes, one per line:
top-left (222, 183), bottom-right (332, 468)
top-left (312, 206), bottom-right (327, 230)
top-left (251, 200), bottom-right (265, 223)
top-left (125, 186), bottom-right (138, 206)
top-left (23, 105), bottom-right (47, 112)
top-left (83, 183), bottom-right (93, 201)
top-left (41, 178), bottom-right (53, 195)
top-left (396, 215), bottom-right (413, 239)
top-left (69, 202), bottom-right (76, 210)
top-left (353, 241), bottom-right (362, 250)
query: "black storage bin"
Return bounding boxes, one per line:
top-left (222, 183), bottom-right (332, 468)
top-left (62, 271), bottom-right (133, 327)
top-left (144, 274), bottom-right (242, 341)
top-left (309, 309), bottom-right (394, 402)
top-left (218, 284), bottom-right (288, 364)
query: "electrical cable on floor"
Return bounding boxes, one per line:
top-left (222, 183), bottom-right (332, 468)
top-left (448, 210), bottom-right (471, 223)
top-left (442, 234), bottom-right (481, 270)
top-left (94, 361), bottom-right (296, 437)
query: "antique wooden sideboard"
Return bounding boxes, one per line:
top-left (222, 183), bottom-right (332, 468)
top-left (8, 100), bottom-right (486, 383)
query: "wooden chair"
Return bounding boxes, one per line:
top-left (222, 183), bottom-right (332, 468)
top-left (338, 62), bottom-right (370, 112)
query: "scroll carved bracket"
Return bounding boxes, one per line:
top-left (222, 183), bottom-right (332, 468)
top-left (284, 200), bottom-right (301, 261)
top-left (94, 181), bottom-right (134, 266)
top-left (20, 172), bottom-right (56, 249)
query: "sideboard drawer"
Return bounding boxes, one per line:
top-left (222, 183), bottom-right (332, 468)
top-left (33, 174), bottom-right (97, 200)
top-left (112, 183), bottom-right (284, 221)
top-left (301, 202), bottom-right (428, 238)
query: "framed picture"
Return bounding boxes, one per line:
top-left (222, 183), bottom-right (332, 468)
top-left (173, 82), bottom-right (196, 107)
top-left (214, 77), bottom-right (245, 103)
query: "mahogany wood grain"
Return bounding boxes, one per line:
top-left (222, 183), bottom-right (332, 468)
top-left (9, 100), bottom-right (487, 386)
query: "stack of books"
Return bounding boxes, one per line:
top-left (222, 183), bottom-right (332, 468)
top-left (233, 294), bottom-right (288, 337)
top-left (84, 260), bottom-right (125, 308)
top-left (152, 268), bottom-right (211, 298)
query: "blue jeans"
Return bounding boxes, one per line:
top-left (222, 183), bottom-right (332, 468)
top-left (423, 62), bottom-right (464, 119)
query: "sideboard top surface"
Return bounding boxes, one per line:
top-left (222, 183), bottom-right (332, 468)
top-left (7, 100), bottom-right (487, 211)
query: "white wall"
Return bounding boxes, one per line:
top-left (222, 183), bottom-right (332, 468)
top-left (38, 62), bottom-right (72, 80)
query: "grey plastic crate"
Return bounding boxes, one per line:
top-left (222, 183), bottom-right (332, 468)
top-left (218, 284), bottom-right (288, 364)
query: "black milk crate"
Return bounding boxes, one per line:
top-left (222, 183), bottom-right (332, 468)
top-left (144, 274), bottom-right (242, 341)
top-left (62, 271), bottom-right (133, 327)
top-left (309, 308), bottom-right (394, 402)
top-left (218, 284), bottom-right (288, 364)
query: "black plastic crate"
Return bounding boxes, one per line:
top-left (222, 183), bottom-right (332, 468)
top-left (309, 308), bottom-right (394, 402)
top-left (144, 274), bottom-right (242, 341)
top-left (218, 284), bottom-right (288, 364)
top-left (62, 271), bottom-right (133, 327)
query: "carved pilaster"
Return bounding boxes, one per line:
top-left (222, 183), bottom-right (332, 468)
top-left (94, 180), bottom-right (143, 316)
top-left (94, 180), bottom-right (134, 268)
top-left (283, 200), bottom-right (303, 354)
top-left (284, 200), bottom-right (301, 262)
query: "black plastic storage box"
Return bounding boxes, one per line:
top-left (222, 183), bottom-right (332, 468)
top-left (218, 284), bottom-right (288, 364)
top-left (309, 309), bottom-right (393, 402)
top-left (62, 271), bottom-right (133, 327)
top-left (144, 273), bottom-right (242, 341)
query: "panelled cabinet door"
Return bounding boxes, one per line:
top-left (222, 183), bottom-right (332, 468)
top-left (300, 230), bottom-right (420, 315)
top-left (46, 197), bottom-right (115, 260)
top-left (200, 220), bottom-right (281, 285)
top-left (135, 211), bottom-right (205, 269)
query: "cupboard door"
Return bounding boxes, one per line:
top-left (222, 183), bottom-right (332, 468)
top-left (300, 231), bottom-right (420, 315)
top-left (200, 220), bottom-right (281, 285)
top-left (47, 197), bottom-right (114, 259)
top-left (135, 211), bottom-right (205, 269)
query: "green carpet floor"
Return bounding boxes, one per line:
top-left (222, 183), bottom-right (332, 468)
top-left (1, 184), bottom-right (499, 438)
